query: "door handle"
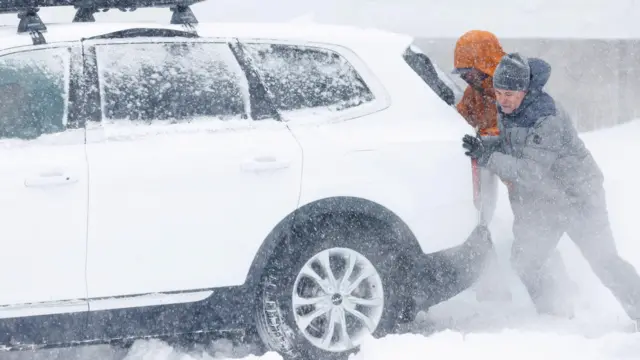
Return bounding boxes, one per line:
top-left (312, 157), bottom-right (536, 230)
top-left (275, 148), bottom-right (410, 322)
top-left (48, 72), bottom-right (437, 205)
top-left (24, 171), bottom-right (78, 188)
top-left (241, 156), bottom-right (291, 173)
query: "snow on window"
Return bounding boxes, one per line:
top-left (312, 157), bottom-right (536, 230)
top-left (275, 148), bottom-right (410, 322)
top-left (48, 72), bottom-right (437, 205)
top-left (0, 47), bottom-right (70, 140)
top-left (96, 42), bottom-right (250, 123)
top-left (242, 43), bottom-right (374, 114)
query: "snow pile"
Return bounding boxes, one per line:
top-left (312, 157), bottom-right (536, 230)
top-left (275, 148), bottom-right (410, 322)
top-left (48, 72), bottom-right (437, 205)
top-left (356, 330), bottom-right (640, 360)
top-left (120, 339), bottom-right (276, 360)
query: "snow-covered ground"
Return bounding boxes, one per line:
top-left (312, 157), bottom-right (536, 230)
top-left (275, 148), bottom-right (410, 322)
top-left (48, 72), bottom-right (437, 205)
top-left (2, 120), bottom-right (639, 359)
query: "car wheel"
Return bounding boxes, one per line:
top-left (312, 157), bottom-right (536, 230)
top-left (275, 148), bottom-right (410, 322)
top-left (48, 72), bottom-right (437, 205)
top-left (255, 215), bottom-right (408, 360)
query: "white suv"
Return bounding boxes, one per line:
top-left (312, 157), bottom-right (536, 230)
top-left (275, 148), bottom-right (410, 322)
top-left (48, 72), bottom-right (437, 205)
top-left (0, 1), bottom-right (489, 359)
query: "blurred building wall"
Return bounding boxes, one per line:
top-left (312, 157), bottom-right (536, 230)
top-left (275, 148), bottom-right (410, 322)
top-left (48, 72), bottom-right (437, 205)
top-left (414, 38), bottom-right (640, 132)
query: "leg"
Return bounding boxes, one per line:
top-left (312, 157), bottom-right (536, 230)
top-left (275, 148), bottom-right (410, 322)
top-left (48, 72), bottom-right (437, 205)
top-left (473, 246), bottom-right (513, 302)
top-left (473, 168), bottom-right (511, 301)
top-left (545, 247), bottom-right (579, 298)
top-left (511, 206), bottom-right (573, 316)
top-left (567, 190), bottom-right (640, 321)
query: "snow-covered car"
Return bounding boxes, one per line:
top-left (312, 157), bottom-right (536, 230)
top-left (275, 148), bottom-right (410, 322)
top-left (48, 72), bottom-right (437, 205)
top-left (0, 1), bottom-right (490, 358)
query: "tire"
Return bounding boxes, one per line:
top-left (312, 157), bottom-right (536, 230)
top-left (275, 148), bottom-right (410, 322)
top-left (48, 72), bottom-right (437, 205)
top-left (255, 214), bottom-right (409, 360)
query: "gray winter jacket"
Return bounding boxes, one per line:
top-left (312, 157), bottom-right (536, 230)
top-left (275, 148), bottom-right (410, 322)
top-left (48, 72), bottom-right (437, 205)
top-left (485, 58), bottom-right (604, 208)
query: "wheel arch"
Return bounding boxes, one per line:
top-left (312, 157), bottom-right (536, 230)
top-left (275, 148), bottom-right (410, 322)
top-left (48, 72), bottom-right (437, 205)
top-left (244, 196), bottom-right (423, 290)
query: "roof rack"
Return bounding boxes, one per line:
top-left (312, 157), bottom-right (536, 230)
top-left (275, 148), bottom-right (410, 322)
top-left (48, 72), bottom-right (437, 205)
top-left (0, 0), bottom-right (204, 44)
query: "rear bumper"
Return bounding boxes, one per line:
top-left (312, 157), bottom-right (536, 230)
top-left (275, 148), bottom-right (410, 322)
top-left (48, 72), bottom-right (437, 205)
top-left (413, 225), bottom-right (494, 307)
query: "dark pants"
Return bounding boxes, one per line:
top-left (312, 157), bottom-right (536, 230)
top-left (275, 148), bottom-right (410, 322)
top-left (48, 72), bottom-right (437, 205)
top-left (510, 189), bottom-right (640, 320)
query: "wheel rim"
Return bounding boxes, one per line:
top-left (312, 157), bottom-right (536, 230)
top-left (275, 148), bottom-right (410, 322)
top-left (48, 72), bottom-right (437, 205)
top-left (291, 247), bottom-right (384, 353)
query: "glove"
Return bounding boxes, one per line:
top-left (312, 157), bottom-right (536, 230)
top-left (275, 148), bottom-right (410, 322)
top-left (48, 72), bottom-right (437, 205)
top-left (462, 134), bottom-right (495, 166)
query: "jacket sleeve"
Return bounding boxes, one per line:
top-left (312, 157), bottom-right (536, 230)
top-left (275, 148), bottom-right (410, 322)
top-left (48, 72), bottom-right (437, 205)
top-left (456, 87), bottom-right (476, 128)
top-left (485, 114), bottom-right (564, 189)
top-left (405, 52), bottom-right (456, 106)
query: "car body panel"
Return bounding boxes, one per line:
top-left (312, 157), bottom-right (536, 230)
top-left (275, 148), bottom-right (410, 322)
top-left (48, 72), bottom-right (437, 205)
top-left (84, 119), bottom-right (303, 297)
top-left (291, 115), bottom-right (477, 255)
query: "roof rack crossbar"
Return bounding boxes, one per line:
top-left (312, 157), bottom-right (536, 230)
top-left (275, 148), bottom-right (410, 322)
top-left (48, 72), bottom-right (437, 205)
top-left (0, 1), bottom-right (205, 30)
top-left (170, 4), bottom-right (197, 26)
top-left (73, 6), bottom-right (97, 22)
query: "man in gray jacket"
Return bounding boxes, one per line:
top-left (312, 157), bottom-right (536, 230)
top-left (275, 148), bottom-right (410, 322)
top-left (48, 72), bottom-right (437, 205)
top-left (462, 52), bottom-right (640, 329)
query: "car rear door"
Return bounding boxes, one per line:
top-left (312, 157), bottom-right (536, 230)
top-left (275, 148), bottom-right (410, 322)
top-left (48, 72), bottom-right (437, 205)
top-left (238, 39), bottom-right (477, 256)
top-left (0, 44), bottom-right (89, 318)
top-left (81, 33), bottom-right (302, 309)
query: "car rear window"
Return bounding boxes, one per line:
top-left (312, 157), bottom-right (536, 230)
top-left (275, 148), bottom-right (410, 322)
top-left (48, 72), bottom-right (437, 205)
top-left (242, 43), bottom-right (375, 114)
top-left (403, 44), bottom-right (461, 106)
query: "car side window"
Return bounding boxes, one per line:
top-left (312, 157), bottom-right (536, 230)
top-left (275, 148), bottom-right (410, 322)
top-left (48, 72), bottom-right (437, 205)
top-left (95, 42), bottom-right (249, 122)
top-left (242, 43), bottom-right (375, 113)
top-left (0, 47), bottom-right (70, 140)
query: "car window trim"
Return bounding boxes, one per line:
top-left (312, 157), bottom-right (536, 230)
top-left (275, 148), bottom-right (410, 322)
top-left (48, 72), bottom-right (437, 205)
top-left (229, 39), bottom-right (282, 121)
top-left (0, 41), bottom-right (78, 58)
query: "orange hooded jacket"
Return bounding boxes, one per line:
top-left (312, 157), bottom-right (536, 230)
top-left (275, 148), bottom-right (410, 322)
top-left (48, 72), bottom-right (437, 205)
top-left (453, 30), bottom-right (505, 136)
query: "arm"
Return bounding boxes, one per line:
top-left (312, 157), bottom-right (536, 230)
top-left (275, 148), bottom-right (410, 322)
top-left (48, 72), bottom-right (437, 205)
top-left (404, 51), bottom-right (456, 106)
top-left (485, 115), bottom-right (564, 189)
top-left (456, 87), bottom-right (477, 129)
top-left (413, 53), bottom-right (456, 106)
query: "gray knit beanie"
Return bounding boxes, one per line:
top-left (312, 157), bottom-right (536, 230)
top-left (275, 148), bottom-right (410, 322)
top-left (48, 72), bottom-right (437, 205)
top-left (493, 53), bottom-right (531, 91)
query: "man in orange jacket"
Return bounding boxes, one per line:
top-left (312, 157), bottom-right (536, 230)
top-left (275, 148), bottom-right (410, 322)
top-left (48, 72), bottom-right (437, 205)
top-left (452, 30), bottom-right (511, 302)
top-left (453, 30), bottom-right (506, 218)
top-left (452, 30), bottom-right (505, 137)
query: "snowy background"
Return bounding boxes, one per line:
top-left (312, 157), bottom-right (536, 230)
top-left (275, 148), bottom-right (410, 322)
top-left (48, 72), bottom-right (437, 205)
top-left (1, 1), bottom-right (640, 359)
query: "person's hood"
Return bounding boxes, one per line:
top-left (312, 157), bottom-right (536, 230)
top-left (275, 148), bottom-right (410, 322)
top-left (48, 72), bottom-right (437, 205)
top-left (453, 30), bottom-right (505, 77)
top-left (500, 57), bottom-right (556, 127)
top-left (527, 57), bottom-right (551, 91)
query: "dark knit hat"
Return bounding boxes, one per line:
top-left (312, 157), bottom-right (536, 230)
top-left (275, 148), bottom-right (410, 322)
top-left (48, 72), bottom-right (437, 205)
top-left (493, 53), bottom-right (531, 91)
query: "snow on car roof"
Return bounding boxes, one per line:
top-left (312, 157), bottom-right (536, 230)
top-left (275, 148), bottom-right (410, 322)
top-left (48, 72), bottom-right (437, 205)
top-left (0, 21), bottom-right (414, 53)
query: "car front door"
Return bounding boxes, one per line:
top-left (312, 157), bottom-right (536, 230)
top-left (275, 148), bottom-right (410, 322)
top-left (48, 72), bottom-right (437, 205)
top-left (82, 36), bottom-right (302, 309)
top-left (0, 45), bottom-right (89, 317)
